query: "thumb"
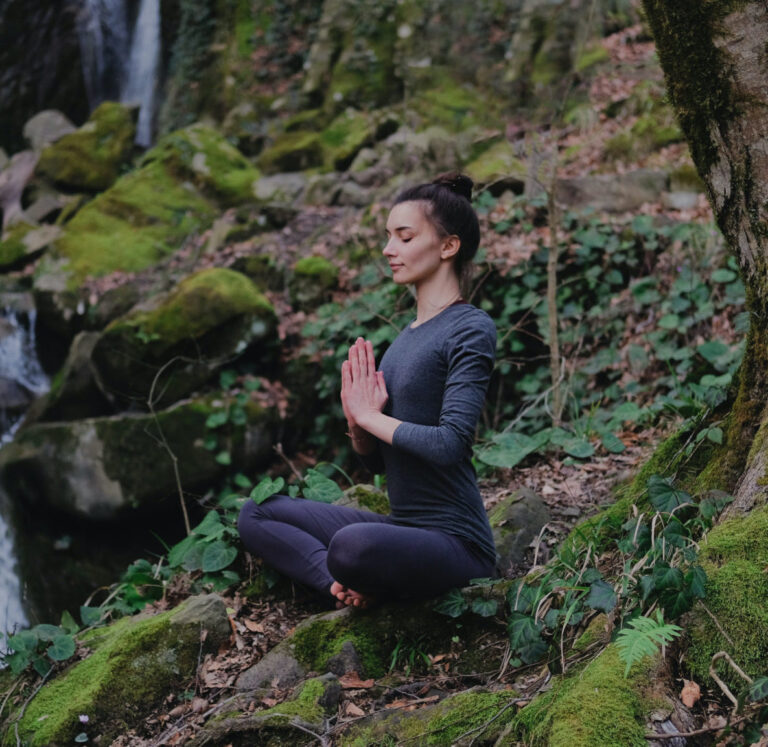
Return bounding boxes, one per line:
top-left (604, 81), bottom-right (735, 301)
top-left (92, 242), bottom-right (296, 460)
top-left (376, 371), bottom-right (388, 395)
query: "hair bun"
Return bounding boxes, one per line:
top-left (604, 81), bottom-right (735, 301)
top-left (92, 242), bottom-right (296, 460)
top-left (432, 172), bottom-right (473, 202)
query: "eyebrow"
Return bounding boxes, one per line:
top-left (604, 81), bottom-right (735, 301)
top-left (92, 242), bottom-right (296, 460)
top-left (385, 225), bottom-right (414, 234)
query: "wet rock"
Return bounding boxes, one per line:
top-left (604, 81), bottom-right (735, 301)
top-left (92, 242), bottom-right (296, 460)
top-left (0, 376), bottom-right (33, 412)
top-left (14, 594), bottom-right (231, 746)
top-left (22, 110), bottom-right (76, 152)
top-left (0, 150), bottom-right (38, 229)
top-left (0, 392), bottom-right (278, 519)
top-left (326, 640), bottom-right (364, 676)
top-left (91, 268), bottom-right (277, 407)
top-left (236, 649), bottom-right (306, 691)
top-left (0, 223), bottom-right (62, 272)
top-left (23, 191), bottom-right (67, 224)
top-left (252, 172), bottom-right (307, 204)
top-left (489, 488), bottom-right (550, 575)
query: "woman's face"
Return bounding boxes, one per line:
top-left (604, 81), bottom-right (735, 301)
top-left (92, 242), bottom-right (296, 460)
top-left (383, 201), bottom-right (445, 286)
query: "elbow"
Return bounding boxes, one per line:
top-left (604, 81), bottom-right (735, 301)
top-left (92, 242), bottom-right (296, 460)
top-left (430, 433), bottom-right (471, 467)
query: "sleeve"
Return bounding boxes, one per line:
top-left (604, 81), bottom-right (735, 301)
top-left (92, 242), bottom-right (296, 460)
top-left (391, 313), bottom-right (496, 467)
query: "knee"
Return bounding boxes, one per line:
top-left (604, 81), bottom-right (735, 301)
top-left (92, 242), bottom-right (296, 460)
top-left (327, 526), bottom-right (370, 580)
top-left (237, 497), bottom-right (269, 540)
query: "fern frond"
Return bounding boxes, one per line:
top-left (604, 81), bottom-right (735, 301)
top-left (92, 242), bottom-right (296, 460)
top-left (616, 611), bottom-right (682, 676)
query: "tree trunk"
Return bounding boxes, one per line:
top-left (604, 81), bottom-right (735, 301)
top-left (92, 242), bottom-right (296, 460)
top-left (642, 0), bottom-right (768, 515)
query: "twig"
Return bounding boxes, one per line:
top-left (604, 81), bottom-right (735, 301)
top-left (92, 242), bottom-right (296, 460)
top-left (645, 714), bottom-right (751, 740)
top-left (698, 601), bottom-right (735, 647)
top-left (709, 651), bottom-right (753, 708)
top-left (0, 676), bottom-right (21, 722)
top-left (13, 668), bottom-right (53, 745)
top-left (274, 442), bottom-right (303, 482)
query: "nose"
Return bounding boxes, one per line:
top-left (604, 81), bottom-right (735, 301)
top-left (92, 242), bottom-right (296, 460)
top-left (382, 238), bottom-right (396, 257)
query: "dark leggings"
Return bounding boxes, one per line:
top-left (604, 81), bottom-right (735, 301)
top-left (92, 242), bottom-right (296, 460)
top-left (237, 495), bottom-right (495, 600)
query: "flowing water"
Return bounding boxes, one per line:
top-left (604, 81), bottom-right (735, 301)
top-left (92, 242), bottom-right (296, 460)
top-left (76, 0), bottom-right (162, 146)
top-left (0, 296), bottom-right (49, 635)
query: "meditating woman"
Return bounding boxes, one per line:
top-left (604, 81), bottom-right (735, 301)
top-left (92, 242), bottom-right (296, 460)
top-left (237, 172), bottom-right (498, 607)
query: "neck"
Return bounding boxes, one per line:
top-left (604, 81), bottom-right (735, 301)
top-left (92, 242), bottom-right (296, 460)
top-left (414, 270), bottom-right (462, 326)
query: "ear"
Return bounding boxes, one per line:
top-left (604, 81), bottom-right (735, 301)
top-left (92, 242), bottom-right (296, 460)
top-left (440, 235), bottom-right (460, 261)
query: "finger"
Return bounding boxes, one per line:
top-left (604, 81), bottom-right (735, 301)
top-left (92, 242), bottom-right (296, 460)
top-left (365, 340), bottom-right (376, 377)
top-left (341, 360), bottom-right (351, 388)
top-left (376, 371), bottom-right (388, 396)
top-left (355, 337), bottom-right (368, 377)
top-left (350, 341), bottom-right (362, 380)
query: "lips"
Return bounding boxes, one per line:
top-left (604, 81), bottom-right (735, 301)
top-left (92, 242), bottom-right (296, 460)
top-left (389, 264), bottom-right (403, 271)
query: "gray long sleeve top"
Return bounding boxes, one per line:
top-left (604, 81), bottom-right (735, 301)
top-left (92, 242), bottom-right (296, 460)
top-left (364, 302), bottom-right (497, 563)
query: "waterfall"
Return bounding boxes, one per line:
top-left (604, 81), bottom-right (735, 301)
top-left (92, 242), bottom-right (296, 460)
top-left (122, 0), bottom-right (161, 148)
top-left (77, 0), bottom-right (161, 147)
top-left (0, 299), bottom-right (48, 637)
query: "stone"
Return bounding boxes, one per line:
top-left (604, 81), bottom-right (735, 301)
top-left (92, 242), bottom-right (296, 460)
top-left (90, 268), bottom-right (277, 407)
top-left (236, 649), bottom-right (306, 691)
top-left (252, 172), bottom-right (307, 204)
top-left (289, 255), bottom-right (339, 310)
top-left (661, 191), bottom-right (700, 211)
top-left (556, 170), bottom-right (669, 213)
top-left (0, 392), bottom-right (278, 519)
top-left (326, 640), bottom-right (364, 676)
top-left (335, 180), bottom-right (371, 207)
top-left (0, 150), bottom-right (38, 229)
top-left (0, 375), bottom-right (33, 413)
top-left (465, 139), bottom-right (527, 189)
top-left (22, 110), bottom-right (76, 151)
top-left (14, 594), bottom-right (231, 746)
top-left (489, 488), bottom-right (551, 575)
top-left (23, 192), bottom-right (67, 223)
top-left (36, 102), bottom-right (137, 191)
top-left (304, 172), bottom-right (343, 205)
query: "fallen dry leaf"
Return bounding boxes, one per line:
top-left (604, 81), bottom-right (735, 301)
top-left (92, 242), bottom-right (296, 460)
top-left (339, 671), bottom-right (375, 689)
top-left (343, 702), bottom-right (366, 718)
top-left (680, 679), bottom-right (701, 708)
top-left (243, 619), bottom-right (265, 633)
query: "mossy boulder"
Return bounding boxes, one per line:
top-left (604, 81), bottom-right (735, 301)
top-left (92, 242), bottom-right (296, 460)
top-left (489, 488), bottom-right (550, 575)
top-left (91, 268), bottom-right (277, 407)
top-left (41, 125), bottom-right (260, 288)
top-left (256, 130), bottom-right (324, 174)
top-left (319, 109), bottom-right (376, 170)
top-left (0, 391), bottom-right (278, 519)
top-left (339, 688), bottom-right (520, 746)
top-left (143, 123), bottom-right (262, 204)
top-left (289, 255), bottom-right (339, 310)
top-left (10, 595), bottom-right (231, 746)
top-left (36, 102), bottom-right (137, 192)
top-left (686, 506), bottom-right (768, 687)
top-left (512, 644), bottom-right (661, 746)
top-left (0, 222), bottom-right (41, 271)
top-left (465, 139), bottom-right (527, 188)
top-left (189, 674), bottom-right (341, 747)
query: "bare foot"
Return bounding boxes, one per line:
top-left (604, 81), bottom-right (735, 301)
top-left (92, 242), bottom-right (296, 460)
top-left (330, 581), bottom-right (375, 609)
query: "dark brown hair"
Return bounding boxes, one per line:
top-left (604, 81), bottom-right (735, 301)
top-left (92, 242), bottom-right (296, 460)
top-left (394, 172), bottom-right (480, 294)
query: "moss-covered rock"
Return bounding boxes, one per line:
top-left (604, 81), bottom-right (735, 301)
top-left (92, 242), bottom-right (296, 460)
top-left (686, 506), bottom-right (768, 686)
top-left (143, 123), bottom-right (262, 204)
top-left (289, 256), bottom-right (339, 310)
top-left (512, 644), bottom-right (660, 746)
top-left (91, 268), bottom-right (276, 406)
top-left (0, 221), bottom-right (35, 270)
top-left (319, 109), bottom-right (376, 170)
top-left (189, 674), bottom-right (340, 747)
top-left (339, 688), bottom-right (520, 746)
top-left (338, 483), bottom-right (390, 515)
top-left (36, 102), bottom-right (137, 192)
top-left (0, 391), bottom-right (278, 519)
top-left (464, 139), bottom-right (526, 187)
top-left (489, 488), bottom-right (550, 574)
top-left (256, 130), bottom-right (324, 174)
top-left (9, 595), bottom-right (231, 746)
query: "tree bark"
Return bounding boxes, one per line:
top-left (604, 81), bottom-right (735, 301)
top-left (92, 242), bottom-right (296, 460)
top-left (642, 0), bottom-right (768, 515)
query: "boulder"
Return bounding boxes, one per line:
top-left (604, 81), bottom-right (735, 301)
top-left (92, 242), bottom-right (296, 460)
top-left (22, 110), bottom-right (76, 151)
top-left (42, 124), bottom-right (259, 288)
top-left (556, 170), bottom-right (669, 213)
top-left (0, 150), bottom-right (38, 229)
top-left (36, 102), bottom-right (137, 192)
top-left (465, 139), bottom-right (527, 190)
top-left (91, 268), bottom-right (277, 407)
top-left (489, 488), bottom-right (551, 575)
top-left (289, 256), bottom-right (339, 310)
top-left (252, 172), bottom-right (307, 204)
top-left (0, 392), bottom-right (278, 519)
top-left (13, 594), bottom-right (231, 746)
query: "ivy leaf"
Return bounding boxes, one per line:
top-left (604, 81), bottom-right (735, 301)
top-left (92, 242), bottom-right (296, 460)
top-left (32, 624), bottom-right (63, 642)
top-left (60, 610), bottom-right (80, 636)
top-left (475, 431), bottom-right (549, 469)
top-left (748, 676), bottom-right (768, 702)
top-left (658, 587), bottom-right (695, 619)
top-left (303, 470), bottom-right (343, 503)
top-left (215, 451), bottom-right (232, 466)
top-left (685, 565), bottom-right (707, 599)
top-left (47, 634), bottom-right (76, 662)
top-left (652, 563), bottom-right (684, 591)
top-left (7, 630), bottom-right (36, 654)
top-left (434, 589), bottom-right (469, 618)
top-left (507, 613), bottom-right (547, 664)
top-left (562, 436), bottom-right (595, 459)
top-left (6, 651), bottom-right (30, 676)
top-left (638, 575), bottom-right (655, 601)
top-left (249, 476), bottom-right (285, 505)
top-left (167, 535), bottom-right (196, 568)
top-left (601, 432), bottom-right (626, 454)
top-left (234, 473), bottom-right (252, 489)
top-left (32, 656), bottom-right (52, 678)
top-left (471, 598), bottom-right (498, 618)
top-left (585, 580), bottom-right (617, 613)
top-left (193, 511), bottom-right (223, 537)
top-left (647, 475), bottom-right (691, 513)
top-left (181, 543), bottom-right (204, 572)
top-left (201, 541), bottom-right (238, 573)
top-left (80, 606), bottom-right (103, 627)
top-left (506, 580), bottom-right (537, 614)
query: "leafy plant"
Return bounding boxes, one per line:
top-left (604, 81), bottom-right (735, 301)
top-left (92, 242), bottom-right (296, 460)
top-left (615, 610), bottom-right (682, 676)
top-left (1, 615), bottom-right (79, 676)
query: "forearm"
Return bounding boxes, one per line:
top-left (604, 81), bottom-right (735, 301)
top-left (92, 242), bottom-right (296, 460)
top-left (355, 410), bottom-right (401, 446)
top-left (348, 423), bottom-right (377, 455)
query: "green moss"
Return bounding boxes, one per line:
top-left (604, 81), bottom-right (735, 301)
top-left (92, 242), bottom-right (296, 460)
top-left (257, 131), bottom-right (324, 173)
top-left (51, 158), bottom-right (214, 285)
top-left (513, 645), bottom-right (656, 746)
top-left (319, 110), bottom-right (374, 170)
top-left (572, 614), bottom-right (608, 652)
top-left (144, 123), bottom-right (261, 204)
top-left (291, 615), bottom-right (387, 678)
top-left (260, 678), bottom-right (325, 724)
top-left (125, 268), bottom-right (273, 342)
top-left (687, 506), bottom-right (768, 685)
top-left (14, 600), bottom-right (215, 745)
top-left (605, 108), bottom-right (684, 160)
top-left (0, 222), bottom-right (35, 269)
top-left (669, 162), bottom-right (705, 192)
top-left (37, 102), bottom-right (136, 191)
top-left (344, 484), bottom-right (390, 515)
top-left (294, 256), bottom-right (338, 287)
top-left (464, 140), bottom-right (526, 185)
top-left (574, 43), bottom-right (610, 72)
top-left (340, 689), bottom-right (519, 746)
